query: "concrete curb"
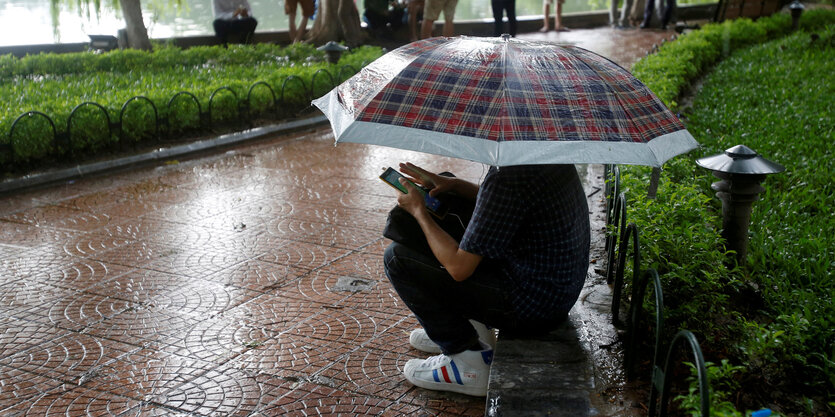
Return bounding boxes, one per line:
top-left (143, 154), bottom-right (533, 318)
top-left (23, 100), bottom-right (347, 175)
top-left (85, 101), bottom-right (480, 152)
top-left (0, 115), bottom-right (328, 195)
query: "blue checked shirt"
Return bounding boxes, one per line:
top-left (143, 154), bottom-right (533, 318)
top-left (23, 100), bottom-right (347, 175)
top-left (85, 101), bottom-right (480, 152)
top-left (460, 165), bottom-right (590, 321)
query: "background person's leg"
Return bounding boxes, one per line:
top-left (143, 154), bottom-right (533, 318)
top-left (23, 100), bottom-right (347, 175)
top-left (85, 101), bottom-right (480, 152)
top-left (506, 0), bottom-right (517, 36)
top-left (641, 0), bottom-right (654, 27)
top-left (213, 19), bottom-right (230, 44)
top-left (491, 0), bottom-right (504, 36)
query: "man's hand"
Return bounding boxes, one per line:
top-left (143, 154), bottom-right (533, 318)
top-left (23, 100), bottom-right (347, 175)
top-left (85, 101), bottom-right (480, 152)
top-left (399, 162), bottom-right (454, 197)
top-left (399, 162), bottom-right (479, 200)
top-left (393, 163), bottom-right (483, 282)
top-left (396, 178), bottom-right (428, 218)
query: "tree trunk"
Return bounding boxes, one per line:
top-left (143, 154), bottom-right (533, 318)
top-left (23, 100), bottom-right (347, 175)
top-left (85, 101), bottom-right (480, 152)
top-left (119, 0), bottom-right (153, 50)
top-left (307, 0), bottom-right (366, 46)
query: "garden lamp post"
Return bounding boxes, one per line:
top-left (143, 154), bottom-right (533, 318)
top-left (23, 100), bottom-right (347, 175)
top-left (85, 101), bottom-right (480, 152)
top-left (789, 0), bottom-right (805, 30)
top-left (696, 145), bottom-right (784, 265)
top-left (318, 42), bottom-right (349, 64)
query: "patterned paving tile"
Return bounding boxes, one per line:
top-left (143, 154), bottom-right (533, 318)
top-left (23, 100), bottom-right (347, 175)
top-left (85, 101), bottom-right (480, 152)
top-left (208, 228), bottom-right (288, 259)
top-left (150, 364), bottom-right (266, 416)
top-left (0, 282), bottom-right (78, 318)
top-left (2, 385), bottom-right (142, 416)
top-left (0, 243), bottom-right (29, 263)
top-left (232, 333), bottom-right (352, 378)
top-left (0, 222), bottom-right (80, 250)
top-left (0, 366), bottom-right (64, 411)
top-left (336, 279), bottom-right (406, 314)
top-left (0, 317), bottom-right (72, 361)
top-left (93, 198), bottom-right (171, 219)
top-left (223, 294), bottom-right (322, 333)
top-left (100, 217), bottom-right (222, 249)
top-left (83, 305), bottom-right (202, 346)
top-left (53, 190), bottom-right (130, 213)
top-left (88, 240), bottom-right (182, 269)
top-left (318, 250), bottom-right (387, 281)
top-left (255, 383), bottom-right (393, 416)
top-left (362, 315), bottom-right (422, 354)
top-left (288, 306), bottom-right (396, 347)
top-left (59, 232), bottom-right (134, 258)
top-left (85, 268), bottom-right (260, 317)
top-left (155, 316), bottom-right (277, 364)
top-left (1, 249), bottom-right (83, 283)
top-left (34, 292), bottom-right (137, 331)
top-left (388, 388), bottom-right (488, 416)
top-left (0, 332), bottom-right (138, 384)
top-left (257, 241), bottom-right (351, 271)
top-left (263, 216), bottom-right (332, 242)
top-left (144, 201), bottom-right (231, 226)
top-left (204, 258), bottom-right (310, 293)
top-left (278, 269), bottom-right (355, 306)
top-left (107, 178), bottom-right (184, 204)
top-left (143, 242), bottom-right (252, 280)
top-left (275, 203), bottom-right (388, 231)
top-left (83, 348), bottom-right (215, 401)
top-left (294, 223), bottom-right (384, 251)
top-left (0, 192), bottom-right (44, 218)
top-left (0, 205), bottom-right (120, 233)
top-left (336, 191), bottom-right (399, 213)
top-left (313, 346), bottom-right (420, 399)
top-left (84, 268), bottom-right (195, 305)
top-left (31, 259), bottom-right (132, 291)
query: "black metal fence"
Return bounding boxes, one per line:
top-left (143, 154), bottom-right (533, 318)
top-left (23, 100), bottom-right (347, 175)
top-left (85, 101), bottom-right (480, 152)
top-left (1, 64), bottom-right (361, 173)
top-left (604, 164), bottom-right (711, 417)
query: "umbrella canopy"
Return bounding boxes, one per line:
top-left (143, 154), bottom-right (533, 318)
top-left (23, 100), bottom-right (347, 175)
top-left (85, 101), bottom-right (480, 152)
top-left (313, 36), bottom-right (698, 167)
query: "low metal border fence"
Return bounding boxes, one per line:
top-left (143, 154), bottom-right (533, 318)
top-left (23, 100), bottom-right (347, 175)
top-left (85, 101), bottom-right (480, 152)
top-left (1, 64), bottom-right (365, 173)
top-left (605, 164), bottom-right (712, 416)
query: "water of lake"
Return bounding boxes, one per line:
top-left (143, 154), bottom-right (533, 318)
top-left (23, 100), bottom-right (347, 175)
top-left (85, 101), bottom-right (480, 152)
top-left (0, 0), bottom-right (607, 46)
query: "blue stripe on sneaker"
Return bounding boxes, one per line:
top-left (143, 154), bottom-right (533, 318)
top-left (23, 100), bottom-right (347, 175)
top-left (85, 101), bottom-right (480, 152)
top-left (433, 369), bottom-right (440, 382)
top-left (450, 360), bottom-right (463, 385)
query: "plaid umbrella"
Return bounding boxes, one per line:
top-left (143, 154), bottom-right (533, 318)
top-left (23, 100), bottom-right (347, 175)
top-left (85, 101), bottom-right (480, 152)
top-left (313, 36), bottom-right (697, 167)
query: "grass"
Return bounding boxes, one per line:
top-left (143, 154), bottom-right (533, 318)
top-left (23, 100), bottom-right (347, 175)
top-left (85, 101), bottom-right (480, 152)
top-left (0, 42), bottom-right (384, 170)
top-left (623, 11), bottom-right (835, 416)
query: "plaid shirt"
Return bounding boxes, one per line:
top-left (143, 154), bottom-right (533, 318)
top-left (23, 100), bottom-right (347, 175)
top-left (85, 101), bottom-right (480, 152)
top-left (460, 165), bottom-right (590, 321)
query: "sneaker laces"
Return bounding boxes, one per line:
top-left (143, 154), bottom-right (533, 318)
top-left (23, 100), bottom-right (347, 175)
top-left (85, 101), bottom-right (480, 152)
top-left (423, 354), bottom-right (448, 368)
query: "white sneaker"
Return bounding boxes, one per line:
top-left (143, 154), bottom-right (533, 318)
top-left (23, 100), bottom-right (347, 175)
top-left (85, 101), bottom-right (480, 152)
top-left (403, 345), bottom-right (493, 396)
top-left (409, 320), bottom-right (497, 354)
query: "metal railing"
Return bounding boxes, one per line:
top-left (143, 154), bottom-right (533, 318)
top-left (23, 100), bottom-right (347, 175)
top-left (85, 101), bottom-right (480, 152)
top-left (604, 163), bottom-right (712, 416)
top-left (2, 64), bottom-right (366, 173)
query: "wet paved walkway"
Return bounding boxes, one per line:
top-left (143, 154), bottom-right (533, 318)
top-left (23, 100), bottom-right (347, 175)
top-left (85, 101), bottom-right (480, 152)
top-left (0, 27), bottom-right (675, 416)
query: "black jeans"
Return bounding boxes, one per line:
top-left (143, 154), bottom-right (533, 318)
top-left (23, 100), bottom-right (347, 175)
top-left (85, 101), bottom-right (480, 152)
top-left (642, 0), bottom-right (674, 27)
top-left (491, 0), bottom-right (517, 37)
top-left (213, 17), bottom-right (258, 44)
top-left (384, 241), bottom-right (564, 354)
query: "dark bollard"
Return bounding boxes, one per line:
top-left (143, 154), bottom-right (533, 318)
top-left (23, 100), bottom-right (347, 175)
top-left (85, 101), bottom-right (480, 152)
top-left (317, 41), bottom-right (349, 64)
top-left (789, 1), bottom-right (805, 30)
top-left (696, 145), bottom-right (784, 265)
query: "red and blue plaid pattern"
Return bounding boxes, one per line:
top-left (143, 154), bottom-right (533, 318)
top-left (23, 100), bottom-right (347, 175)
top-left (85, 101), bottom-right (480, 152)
top-left (339, 37), bottom-right (684, 144)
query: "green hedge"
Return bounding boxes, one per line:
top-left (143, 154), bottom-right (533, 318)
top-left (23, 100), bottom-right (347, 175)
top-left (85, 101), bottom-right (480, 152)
top-left (625, 9), bottom-right (835, 416)
top-left (632, 9), bottom-right (835, 111)
top-left (0, 43), bottom-right (383, 170)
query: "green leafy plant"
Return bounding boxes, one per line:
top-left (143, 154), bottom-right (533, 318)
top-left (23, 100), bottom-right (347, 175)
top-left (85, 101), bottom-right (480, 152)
top-left (675, 360), bottom-right (751, 417)
top-left (621, 10), bottom-right (835, 415)
top-left (0, 43), bottom-right (384, 173)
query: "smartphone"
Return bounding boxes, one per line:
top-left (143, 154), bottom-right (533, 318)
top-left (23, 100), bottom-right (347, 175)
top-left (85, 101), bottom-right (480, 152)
top-left (379, 167), bottom-right (447, 218)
